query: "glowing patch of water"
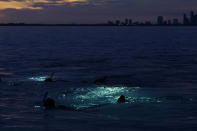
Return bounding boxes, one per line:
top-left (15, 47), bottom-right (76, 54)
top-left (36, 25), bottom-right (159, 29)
top-left (34, 105), bottom-right (41, 108)
top-left (28, 76), bottom-right (47, 82)
top-left (69, 86), bottom-right (140, 109)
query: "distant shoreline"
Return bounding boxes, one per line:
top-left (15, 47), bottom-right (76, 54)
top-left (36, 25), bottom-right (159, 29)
top-left (0, 24), bottom-right (197, 27)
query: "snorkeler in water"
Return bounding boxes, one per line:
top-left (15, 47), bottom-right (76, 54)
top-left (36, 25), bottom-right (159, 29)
top-left (43, 92), bottom-right (75, 110)
top-left (44, 73), bottom-right (70, 83)
top-left (44, 73), bottom-right (54, 82)
top-left (117, 95), bottom-right (126, 103)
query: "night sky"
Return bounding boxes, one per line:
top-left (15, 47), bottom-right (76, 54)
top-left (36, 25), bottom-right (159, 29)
top-left (0, 0), bottom-right (196, 24)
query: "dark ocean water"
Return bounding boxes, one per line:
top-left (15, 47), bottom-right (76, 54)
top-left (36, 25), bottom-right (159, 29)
top-left (0, 26), bottom-right (197, 131)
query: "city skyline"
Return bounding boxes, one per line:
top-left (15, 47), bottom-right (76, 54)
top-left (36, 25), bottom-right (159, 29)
top-left (107, 10), bottom-right (197, 25)
top-left (0, 0), bottom-right (197, 24)
top-left (1, 10), bottom-right (197, 26)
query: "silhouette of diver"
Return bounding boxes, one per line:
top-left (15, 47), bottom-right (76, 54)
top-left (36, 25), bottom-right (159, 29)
top-left (117, 95), bottom-right (126, 103)
top-left (43, 92), bottom-right (74, 110)
top-left (44, 73), bottom-right (54, 82)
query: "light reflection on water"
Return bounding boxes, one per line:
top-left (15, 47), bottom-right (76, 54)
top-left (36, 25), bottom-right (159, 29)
top-left (56, 86), bottom-right (193, 110)
top-left (58, 86), bottom-right (146, 109)
top-left (33, 86), bottom-right (162, 110)
top-left (28, 76), bottom-right (48, 82)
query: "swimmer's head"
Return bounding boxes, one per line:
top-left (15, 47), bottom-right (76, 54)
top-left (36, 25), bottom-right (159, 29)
top-left (43, 98), bottom-right (56, 109)
top-left (117, 95), bottom-right (126, 103)
top-left (44, 78), bottom-right (53, 82)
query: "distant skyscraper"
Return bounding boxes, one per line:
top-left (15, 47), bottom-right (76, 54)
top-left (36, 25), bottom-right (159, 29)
top-left (190, 11), bottom-right (195, 25)
top-left (157, 16), bottom-right (164, 25)
top-left (107, 21), bottom-right (114, 25)
top-left (173, 18), bottom-right (179, 25)
top-left (183, 14), bottom-right (189, 25)
top-left (167, 20), bottom-right (172, 25)
top-left (125, 18), bottom-right (129, 25)
top-left (128, 19), bottom-right (132, 25)
top-left (194, 15), bottom-right (197, 25)
top-left (115, 20), bottom-right (120, 26)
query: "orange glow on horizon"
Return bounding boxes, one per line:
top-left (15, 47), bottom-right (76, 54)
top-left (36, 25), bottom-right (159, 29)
top-left (0, 1), bottom-right (42, 10)
top-left (0, 13), bottom-right (4, 19)
top-left (0, 0), bottom-right (87, 10)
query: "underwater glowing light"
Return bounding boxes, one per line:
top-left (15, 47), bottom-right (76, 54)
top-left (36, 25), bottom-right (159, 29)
top-left (71, 86), bottom-right (140, 109)
top-left (28, 76), bottom-right (47, 82)
top-left (75, 86), bottom-right (131, 100)
top-left (57, 86), bottom-right (171, 110)
top-left (68, 86), bottom-right (165, 109)
top-left (34, 105), bottom-right (41, 108)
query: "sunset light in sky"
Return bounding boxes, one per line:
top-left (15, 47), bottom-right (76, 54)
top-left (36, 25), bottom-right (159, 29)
top-left (0, 0), bottom-right (86, 10)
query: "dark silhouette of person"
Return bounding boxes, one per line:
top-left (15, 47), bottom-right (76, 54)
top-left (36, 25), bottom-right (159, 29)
top-left (43, 92), bottom-right (75, 110)
top-left (43, 92), bottom-right (55, 109)
top-left (43, 98), bottom-right (56, 109)
top-left (117, 95), bottom-right (126, 103)
top-left (45, 73), bottom-right (54, 82)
